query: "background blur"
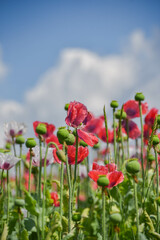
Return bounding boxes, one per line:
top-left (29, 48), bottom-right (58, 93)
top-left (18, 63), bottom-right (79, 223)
top-left (0, 0), bottom-right (160, 144)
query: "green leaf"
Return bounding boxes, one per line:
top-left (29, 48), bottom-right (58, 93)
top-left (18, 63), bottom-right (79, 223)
top-left (23, 218), bottom-right (36, 233)
top-left (24, 191), bottom-right (40, 216)
top-left (1, 222), bottom-right (8, 240)
top-left (62, 228), bottom-right (76, 240)
top-left (97, 233), bottom-right (102, 240)
top-left (19, 229), bottom-right (29, 240)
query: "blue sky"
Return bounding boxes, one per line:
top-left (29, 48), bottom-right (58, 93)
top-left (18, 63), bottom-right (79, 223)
top-left (0, 0), bottom-right (160, 144)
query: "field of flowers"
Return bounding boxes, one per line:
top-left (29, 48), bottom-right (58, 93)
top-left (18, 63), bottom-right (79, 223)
top-left (0, 92), bottom-right (160, 240)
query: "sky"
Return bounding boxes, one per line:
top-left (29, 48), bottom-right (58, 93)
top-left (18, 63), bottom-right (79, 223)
top-left (0, 0), bottom-right (160, 144)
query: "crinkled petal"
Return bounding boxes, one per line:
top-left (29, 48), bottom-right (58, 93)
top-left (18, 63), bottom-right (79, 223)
top-left (77, 129), bottom-right (99, 147)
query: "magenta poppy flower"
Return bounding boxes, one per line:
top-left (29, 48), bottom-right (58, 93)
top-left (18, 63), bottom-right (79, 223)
top-left (122, 119), bottom-right (141, 139)
top-left (67, 145), bottom-right (89, 165)
top-left (65, 101), bottom-right (99, 147)
top-left (98, 128), bottom-right (114, 143)
top-left (0, 153), bottom-right (20, 170)
top-left (123, 100), bottom-right (148, 119)
top-left (145, 108), bottom-right (158, 127)
top-left (33, 121), bottom-right (55, 139)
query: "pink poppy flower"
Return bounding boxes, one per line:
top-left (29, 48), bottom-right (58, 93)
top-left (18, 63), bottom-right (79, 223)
top-left (123, 100), bottom-right (148, 119)
top-left (33, 121), bottom-right (55, 139)
top-left (145, 108), bottom-right (158, 127)
top-left (122, 120), bottom-right (141, 139)
top-left (67, 145), bottom-right (89, 165)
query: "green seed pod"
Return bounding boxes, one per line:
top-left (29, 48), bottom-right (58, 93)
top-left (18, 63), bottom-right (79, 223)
top-left (65, 133), bottom-right (75, 145)
top-left (79, 140), bottom-right (88, 147)
top-left (135, 92), bottom-right (145, 101)
top-left (152, 135), bottom-right (160, 146)
top-left (126, 159), bottom-right (140, 174)
top-left (56, 150), bottom-right (66, 163)
top-left (97, 175), bottom-right (109, 187)
top-left (115, 109), bottom-right (127, 120)
top-left (110, 100), bottom-right (119, 109)
top-left (72, 212), bottom-right (81, 222)
top-left (147, 154), bottom-right (155, 162)
top-left (64, 103), bottom-right (69, 111)
top-left (57, 127), bottom-right (69, 144)
top-left (2, 171), bottom-right (7, 179)
top-left (15, 199), bottom-right (25, 207)
top-left (157, 115), bottom-right (160, 125)
top-left (16, 135), bottom-right (25, 145)
top-left (25, 138), bottom-right (37, 148)
top-left (156, 197), bottom-right (160, 206)
top-left (93, 142), bottom-right (100, 149)
top-left (110, 213), bottom-right (122, 224)
top-left (36, 123), bottom-right (47, 135)
top-left (5, 143), bottom-right (11, 150)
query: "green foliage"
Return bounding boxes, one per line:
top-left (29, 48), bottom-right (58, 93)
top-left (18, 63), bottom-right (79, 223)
top-left (24, 191), bottom-right (40, 216)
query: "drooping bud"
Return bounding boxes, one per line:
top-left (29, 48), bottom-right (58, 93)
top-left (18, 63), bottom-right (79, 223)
top-left (36, 123), bottom-right (47, 135)
top-left (115, 109), bottom-right (127, 120)
top-left (5, 143), bottom-right (11, 150)
top-left (97, 175), bottom-right (109, 187)
top-left (16, 135), bottom-right (25, 145)
top-left (72, 212), bottom-right (81, 222)
top-left (79, 140), bottom-right (88, 147)
top-left (147, 154), bottom-right (155, 162)
top-left (65, 133), bottom-right (75, 145)
top-left (93, 142), bottom-right (100, 149)
top-left (152, 135), bottom-right (160, 146)
top-left (110, 213), bottom-right (122, 224)
top-left (57, 127), bottom-right (69, 144)
top-left (25, 138), bottom-right (37, 148)
top-left (126, 158), bottom-right (141, 175)
top-left (64, 103), bottom-right (69, 111)
top-left (157, 115), bottom-right (160, 125)
top-left (110, 100), bottom-right (119, 109)
top-left (56, 150), bottom-right (66, 162)
top-left (135, 92), bottom-right (145, 102)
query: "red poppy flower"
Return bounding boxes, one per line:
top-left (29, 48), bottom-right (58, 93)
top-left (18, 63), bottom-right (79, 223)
top-left (98, 128), bottom-right (114, 143)
top-left (84, 115), bottom-right (104, 135)
top-left (33, 121), bottom-right (55, 139)
top-left (122, 120), bottom-right (141, 139)
top-left (143, 124), bottom-right (152, 145)
top-left (67, 145), bottom-right (89, 165)
top-left (123, 100), bottom-right (148, 119)
top-left (145, 108), bottom-right (158, 127)
top-left (52, 145), bottom-right (63, 164)
top-left (46, 134), bottom-right (60, 147)
top-left (50, 192), bottom-right (60, 207)
top-left (77, 129), bottom-right (99, 147)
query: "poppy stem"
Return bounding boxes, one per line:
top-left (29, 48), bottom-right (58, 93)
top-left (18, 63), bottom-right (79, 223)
top-left (103, 106), bottom-right (109, 163)
top-left (7, 170), bottom-right (10, 223)
top-left (102, 187), bottom-right (106, 240)
top-left (12, 137), bottom-right (18, 197)
top-left (113, 108), bottom-right (117, 164)
top-left (66, 155), bottom-right (72, 233)
top-left (0, 169), bottom-right (4, 195)
top-left (72, 128), bottom-right (78, 209)
top-left (28, 148), bottom-right (32, 194)
top-left (38, 137), bottom-right (42, 203)
top-left (126, 119), bottom-right (129, 159)
top-left (134, 178), bottom-right (139, 240)
top-left (155, 148), bottom-right (159, 233)
top-left (19, 144), bottom-right (22, 197)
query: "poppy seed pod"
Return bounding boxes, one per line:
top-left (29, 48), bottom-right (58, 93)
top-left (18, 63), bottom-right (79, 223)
top-left (147, 154), bottom-right (155, 162)
top-left (36, 123), bottom-right (47, 135)
top-left (56, 150), bottom-right (66, 163)
top-left (110, 213), bottom-right (122, 224)
top-left (65, 133), bottom-right (75, 145)
top-left (115, 110), bottom-right (127, 120)
top-left (64, 103), bottom-right (69, 111)
top-left (25, 138), bottom-right (36, 148)
top-left (15, 199), bottom-right (25, 207)
top-left (126, 159), bottom-right (140, 174)
top-left (152, 135), bottom-right (160, 146)
top-left (110, 100), bottom-right (119, 109)
top-left (5, 143), bottom-right (11, 150)
top-left (57, 127), bottom-right (69, 144)
top-left (135, 92), bottom-right (145, 102)
top-left (72, 212), bottom-right (81, 222)
top-left (97, 175), bottom-right (110, 187)
top-left (16, 135), bottom-right (25, 145)
top-left (93, 142), bottom-right (100, 149)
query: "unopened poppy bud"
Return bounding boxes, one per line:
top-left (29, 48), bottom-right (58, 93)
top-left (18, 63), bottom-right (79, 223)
top-left (56, 150), bottom-right (66, 162)
top-left (57, 127), bottom-right (69, 144)
top-left (36, 123), bottom-right (47, 135)
top-left (93, 142), bottom-right (100, 149)
top-left (156, 197), bottom-right (160, 206)
top-left (72, 212), bottom-right (81, 222)
top-left (115, 110), bottom-right (127, 120)
top-left (64, 103), bottom-right (69, 111)
top-left (157, 115), bottom-right (160, 125)
top-left (2, 171), bottom-right (7, 179)
top-left (97, 175), bottom-right (109, 187)
top-left (15, 199), bottom-right (25, 207)
top-left (126, 158), bottom-right (140, 174)
top-left (65, 133), bottom-right (75, 145)
top-left (26, 138), bottom-right (37, 148)
top-left (16, 135), bottom-right (25, 145)
top-left (5, 143), bottom-right (11, 150)
top-left (79, 140), bottom-right (88, 147)
top-left (110, 213), bottom-right (122, 224)
top-left (110, 100), bottom-right (119, 109)
top-left (152, 135), bottom-right (160, 146)
top-left (135, 92), bottom-right (145, 102)
top-left (147, 154), bottom-right (155, 162)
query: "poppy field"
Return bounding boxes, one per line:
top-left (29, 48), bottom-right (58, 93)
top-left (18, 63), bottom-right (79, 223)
top-left (0, 92), bottom-right (160, 240)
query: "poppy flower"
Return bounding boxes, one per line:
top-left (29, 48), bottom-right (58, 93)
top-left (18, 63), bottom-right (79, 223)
top-left (4, 121), bottom-right (27, 138)
top-left (123, 100), bottom-right (148, 119)
top-left (98, 128), bottom-right (114, 143)
top-left (122, 119), bottom-right (141, 139)
top-left (46, 134), bottom-right (60, 147)
top-left (143, 124), bottom-right (152, 145)
top-left (33, 121), bottom-right (55, 139)
top-left (84, 115), bottom-right (104, 135)
top-left (88, 163), bottom-right (124, 189)
top-left (145, 108), bottom-right (158, 127)
top-left (50, 192), bottom-right (60, 207)
top-left (52, 145), bottom-right (63, 164)
top-left (65, 101), bottom-right (99, 147)
top-left (31, 146), bottom-right (54, 167)
top-left (0, 153), bottom-right (20, 170)
top-left (67, 145), bottom-right (89, 165)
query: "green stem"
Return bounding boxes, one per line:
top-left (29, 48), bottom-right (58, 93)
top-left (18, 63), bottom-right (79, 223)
top-left (102, 188), bottom-right (106, 240)
top-left (72, 129), bottom-right (78, 209)
top-left (12, 137), bottom-right (18, 197)
top-left (28, 148), bottom-right (32, 193)
top-left (134, 179), bottom-right (139, 240)
top-left (66, 156), bottom-right (72, 233)
top-left (135, 139), bottom-right (138, 158)
top-left (113, 108), bottom-right (117, 164)
top-left (19, 144), bottom-right (22, 197)
top-left (38, 138), bottom-right (42, 203)
top-left (139, 102), bottom-right (145, 203)
top-left (126, 118), bottom-right (129, 159)
top-left (155, 149), bottom-right (159, 233)
top-left (1, 169), bottom-right (4, 195)
top-left (7, 170), bottom-right (10, 223)
top-left (104, 105), bottom-right (109, 163)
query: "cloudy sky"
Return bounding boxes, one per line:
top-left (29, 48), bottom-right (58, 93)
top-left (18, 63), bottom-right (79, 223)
top-left (0, 0), bottom-right (160, 144)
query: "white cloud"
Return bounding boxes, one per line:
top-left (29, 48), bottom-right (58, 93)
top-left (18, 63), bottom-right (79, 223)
top-left (0, 47), bottom-right (8, 81)
top-left (0, 29), bottom-right (160, 147)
